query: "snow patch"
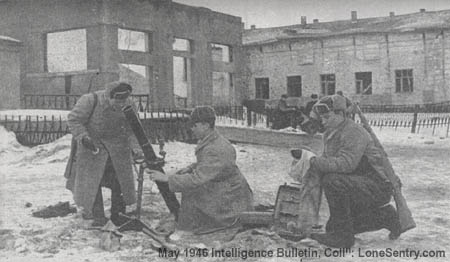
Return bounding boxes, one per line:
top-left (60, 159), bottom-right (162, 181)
top-left (0, 126), bottom-right (72, 165)
top-left (1, 117), bottom-right (450, 261)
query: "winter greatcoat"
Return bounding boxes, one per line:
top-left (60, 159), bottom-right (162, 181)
top-left (65, 82), bottom-right (137, 213)
top-left (168, 130), bottom-right (254, 233)
top-left (311, 118), bottom-right (401, 190)
top-left (310, 118), bottom-right (401, 234)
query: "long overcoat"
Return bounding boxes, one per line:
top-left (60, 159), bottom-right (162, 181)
top-left (65, 82), bottom-right (137, 213)
top-left (311, 118), bottom-right (402, 191)
top-left (168, 130), bottom-right (254, 233)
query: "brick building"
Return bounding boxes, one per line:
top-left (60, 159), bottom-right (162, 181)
top-left (244, 9), bottom-right (450, 105)
top-left (0, 0), bottom-right (246, 109)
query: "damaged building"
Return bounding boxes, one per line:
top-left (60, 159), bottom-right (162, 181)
top-left (0, 35), bottom-right (22, 109)
top-left (0, 0), bottom-right (246, 109)
top-left (244, 9), bottom-right (450, 105)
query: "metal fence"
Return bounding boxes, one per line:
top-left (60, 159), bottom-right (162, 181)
top-left (241, 101), bottom-right (450, 136)
top-left (4, 95), bottom-right (450, 146)
top-left (358, 102), bottom-right (450, 135)
top-left (354, 113), bottom-right (450, 136)
top-left (1, 115), bottom-right (70, 146)
top-left (0, 111), bottom-right (193, 146)
top-left (22, 94), bottom-right (80, 110)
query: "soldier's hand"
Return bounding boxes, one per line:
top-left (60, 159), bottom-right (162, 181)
top-left (132, 149), bottom-right (145, 163)
top-left (290, 148), bottom-right (303, 159)
top-left (81, 135), bottom-right (98, 153)
top-left (146, 169), bottom-right (169, 182)
top-left (176, 166), bottom-right (192, 175)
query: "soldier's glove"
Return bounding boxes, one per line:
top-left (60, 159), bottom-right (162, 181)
top-left (176, 166), bottom-right (193, 175)
top-left (300, 118), bottom-right (323, 135)
top-left (132, 149), bottom-right (145, 163)
top-left (81, 135), bottom-right (97, 152)
top-left (290, 148), bottom-right (303, 159)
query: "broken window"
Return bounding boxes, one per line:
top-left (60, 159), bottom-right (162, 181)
top-left (46, 29), bottom-right (87, 72)
top-left (173, 56), bottom-right (190, 108)
top-left (355, 72), bottom-right (372, 95)
top-left (118, 28), bottom-right (151, 52)
top-left (255, 78), bottom-right (270, 99)
top-left (320, 74), bottom-right (336, 95)
top-left (212, 72), bottom-right (232, 106)
top-left (173, 38), bottom-right (192, 52)
top-left (119, 64), bottom-right (150, 94)
top-left (287, 76), bottom-right (302, 97)
top-left (211, 43), bottom-right (232, 62)
top-left (229, 73), bottom-right (234, 88)
top-left (395, 69), bottom-right (414, 93)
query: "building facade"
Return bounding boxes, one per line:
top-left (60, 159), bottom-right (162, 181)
top-left (244, 9), bottom-right (450, 105)
top-left (0, 36), bottom-right (22, 109)
top-left (0, 0), bottom-right (246, 108)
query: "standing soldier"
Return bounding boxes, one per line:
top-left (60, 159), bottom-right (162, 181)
top-left (65, 81), bottom-right (140, 227)
top-left (304, 94), bottom-right (319, 116)
top-left (273, 94), bottom-right (297, 129)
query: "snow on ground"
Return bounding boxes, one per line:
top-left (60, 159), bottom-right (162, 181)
top-left (0, 125), bottom-right (449, 261)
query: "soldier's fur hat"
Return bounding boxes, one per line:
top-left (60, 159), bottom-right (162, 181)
top-left (190, 106), bottom-right (216, 127)
top-left (109, 82), bottom-right (132, 99)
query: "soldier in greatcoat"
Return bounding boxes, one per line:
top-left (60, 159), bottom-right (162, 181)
top-left (147, 106), bottom-right (254, 234)
top-left (65, 81), bottom-right (140, 227)
top-left (305, 95), bottom-right (402, 248)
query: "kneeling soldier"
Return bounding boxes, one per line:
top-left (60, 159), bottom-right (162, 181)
top-left (306, 95), bottom-right (401, 248)
top-left (147, 106), bottom-right (254, 234)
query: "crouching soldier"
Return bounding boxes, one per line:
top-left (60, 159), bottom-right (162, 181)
top-left (304, 95), bottom-right (402, 248)
top-left (65, 81), bottom-right (140, 227)
top-left (146, 106), bottom-right (254, 234)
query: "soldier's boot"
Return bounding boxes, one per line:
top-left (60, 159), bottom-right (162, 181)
top-left (92, 187), bottom-right (107, 227)
top-left (311, 218), bottom-right (354, 248)
top-left (381, 205), bottom-right (401, 240)
top-left (110, 186), bottom-right (127, 227)
top-left (92, 217), bottom-right (108, 227)
top-left (310, 231), bottom-right (355, 248)
top-left (353, 204), bottom-right (401, 240)
top-left (325, 219), bottom-right (338, 233)
top-left (110, 204), bottom-right (127, 226)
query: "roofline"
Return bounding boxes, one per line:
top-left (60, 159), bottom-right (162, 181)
top-left (172, 1), bottom-right (242, 22)
top-left (244, 8), bottom-right (450, 32)
top-left (244, 27), bottom-right (450, 47)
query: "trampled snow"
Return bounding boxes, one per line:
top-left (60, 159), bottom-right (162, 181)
top-left (0, 124), bottom-right (449, 261)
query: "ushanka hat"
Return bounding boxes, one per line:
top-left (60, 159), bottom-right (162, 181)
top-left (110, 82), bottom-right (132, 99)
top-left (312, 94), bottom-right (349, 114)
top-left (190, 106), bottom-right (216, 125)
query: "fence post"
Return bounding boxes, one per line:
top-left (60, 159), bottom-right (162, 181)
top-left (446, 117), bottom-right (450, 138)
top-left (247, 108), bottom-right (252, 127)
top-left (411, 105), bottom-right (419, 133)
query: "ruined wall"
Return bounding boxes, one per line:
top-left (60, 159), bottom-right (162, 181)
top-left (0, 0), bottom-right (114, 97)
top-left (0, 0), bottom-right (246, 107)
top-left (245, 30), bottom-right (450, 105)
top-left (0, 38), bottom-right (22, 109)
